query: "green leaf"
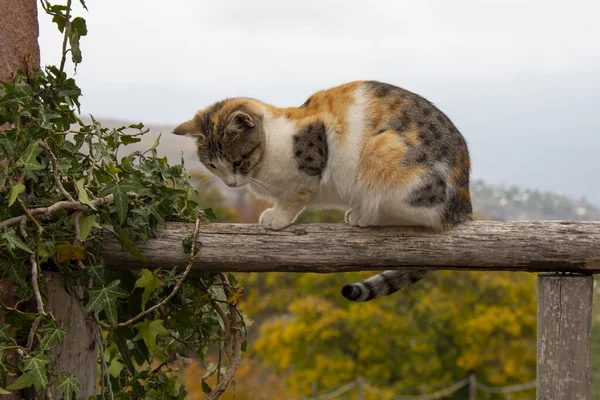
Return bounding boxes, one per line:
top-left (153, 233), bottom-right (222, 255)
top-left (56, 373), bottom-right (79, 400)
top-left (39, 326), bottom-right (67, 350)
top-left (133, 319), bottom-right (168, 355)
top-left (112, 329), bottom-right (136, 375)
top-left (0, 82), bottom-right (32, 107)
top-left (22, 353), bottom-right (50, 390)
top-left (107, 357), bottom-right (124, 378)
top-left (121, 135), bottom-right (142, 145)
top-left (71, 17), bottom-right (87, 36)
top-left (128, 122), bottom-right (144, 129)
top-left (151, 133), bottom-right (162, 151)
top-left (86, 280), bottom-right (129, 325)
top-left (78, 215), bottom-right (101, 241)
top-left (115, 229), bottom-right (147, 261)
top-left (0, 387), bottom-right (11, 394)
top-left (1, 229), bottom-right (34, 254)
top-left (201, 380), bottom-right (212, 394)
top-left (15, 142), bottom-right (42, 171)
top-left (8, 183), bottom-right (25, 207)
top-left (0, 135), bottom-right (16, 154)
top-left (6, 373), bottom-right (34, 391)
top-left (0, 324), bottom-right (9, 341)
top-left (146, 389), bottom-right (158, 400)
top-left (75, 178), bottom-right (96, 209)
top-left (203, 208), bottom-right (217, 222)
top-left (105, 182), bottom-right (129, 225)
top-left (135, 269), bottom-right (164, 311)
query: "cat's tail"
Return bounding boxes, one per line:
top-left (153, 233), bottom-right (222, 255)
top-left (341, 270), bottom-right (428, 302)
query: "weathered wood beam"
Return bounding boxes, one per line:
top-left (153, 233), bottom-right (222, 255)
top-left (103, 221), bottom-right (600, 273)
top-left (537, 273), bottom-right (593, 400)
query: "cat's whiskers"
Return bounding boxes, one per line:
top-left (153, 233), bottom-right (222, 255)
top-left (249, 177), bottom-right (278, 198)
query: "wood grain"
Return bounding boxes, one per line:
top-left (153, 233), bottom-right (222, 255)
top-left (103, 221), bottom-right (600, 273)
top-left (537, 274), bottom-right (593, 400)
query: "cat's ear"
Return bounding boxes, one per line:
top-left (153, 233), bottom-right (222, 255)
top-left (225, 111), bottom-right (255, 137)
top-left (173, 115), bottom-right (205, 140)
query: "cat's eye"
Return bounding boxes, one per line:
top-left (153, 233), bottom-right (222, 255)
top-left (232, 160), bottom-right (241, 168)
top-left (208, 163), bottom-right (216, 169)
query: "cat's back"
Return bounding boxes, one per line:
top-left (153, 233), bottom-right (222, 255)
top-left (297, 80), bottom-right (472, 227)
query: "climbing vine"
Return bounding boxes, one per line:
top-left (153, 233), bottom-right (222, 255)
top-left (0, 1), bottom-right (246, 398)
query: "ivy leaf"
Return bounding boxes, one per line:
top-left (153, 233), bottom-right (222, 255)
top-left (71, 17), bottom-right (87, 36)
top-left (146, 389), bottom-right (158, 400)
top-left (103, 182), bottom-right (130, 225)
top-left (22, 353), bottom-right (50, 390)
top-left (121, 135), bottom-right (141, 145)
top-left (56, 373), bottom-right (79, 400)
top-left (78, 215), bottom-right (101, 241)
top-left (7, 373), bottom-right (34, 391)
top-left (1, 229), bottom-right (34, 254)
top-left (74, 178), bottom-right (95, 210)
top-left (0, 82), bottom-right (32, 107)
top-left (0, 135), bottom-right (16, 154)
top-left (15, 142), bottom-right (42, 171)
top-left (39, 326), bottom-right (67, 350)
top-left (135, 269), bottom-right (164, 311)
top-left (0, 387), bottom-right (11, 394)
top-left (87, 280), bottom-right (129, 325)
top-left (107, 357), bottom-right (124, 378)
top-left (133, 319), bottom-right (168, 355)
top-left (115, 229), bottom-right (147, 261)
top-left (8, 183), bottom-right (25, 207)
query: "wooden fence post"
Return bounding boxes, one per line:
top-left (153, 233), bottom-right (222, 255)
top-left (468, 371), bottom-right (477, 400)
top-left (44, 272), bottom-right (97, 399)
top-left (537, 273), bottom-right (593, 400)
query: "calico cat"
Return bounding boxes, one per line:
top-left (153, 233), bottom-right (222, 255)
top-left (173, 81), bottom-right (472, 301)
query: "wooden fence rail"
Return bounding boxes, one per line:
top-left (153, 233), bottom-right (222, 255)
top-left (104, 221), bottom-right (600, 272)
top-left (104, 220), bottom-right (600, 400)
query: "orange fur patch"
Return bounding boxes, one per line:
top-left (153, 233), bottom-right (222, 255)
top-left (359, 130), bottom-right (424, 190)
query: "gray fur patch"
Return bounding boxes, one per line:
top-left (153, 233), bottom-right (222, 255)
top-left (408, 171), bottom-right (447, 207)
top-left (293, 121), bottom-right (328, 177)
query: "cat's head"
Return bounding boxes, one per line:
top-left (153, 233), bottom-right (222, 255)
top-left (173, 99), bottom-right (265, 188)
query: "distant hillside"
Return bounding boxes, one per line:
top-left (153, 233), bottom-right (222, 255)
top-left (85, 117), bottom-right (600, 222)
top-left (471, 179), bottom-right (600, 221)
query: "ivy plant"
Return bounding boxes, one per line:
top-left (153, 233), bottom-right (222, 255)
top-left (0, 1), bottom-right (246, 399)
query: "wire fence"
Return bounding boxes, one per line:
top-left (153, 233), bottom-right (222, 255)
top-left (302, 374), bottom-right (537, 400)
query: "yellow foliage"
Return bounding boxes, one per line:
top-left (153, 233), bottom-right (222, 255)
top-left (246, 270), bottom-right (537, 397)
top-left (183, 357), bottom-right (287, 400)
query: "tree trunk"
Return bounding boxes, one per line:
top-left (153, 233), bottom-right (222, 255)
top-left (0, 1), bottom-right (40, 398)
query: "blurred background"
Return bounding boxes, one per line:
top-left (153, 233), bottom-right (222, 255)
top-left (38, 1), bottom-right (600, 398)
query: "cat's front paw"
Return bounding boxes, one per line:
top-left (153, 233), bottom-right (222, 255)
top-left (344, 208), bottom-right (372, 228)
top-left (259, 208), bottom-right (293, 231)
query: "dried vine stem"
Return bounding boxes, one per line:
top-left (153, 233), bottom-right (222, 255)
top-left (30, 255), bottom-right (46, 315)
top-left (0, 194), bottom-right (113, 230)
top-left (95, 216), bottom-right (203, 330)
top-left (17, 197), bottom-right (42, 233)
top-left (39, 140), bottom-right (76, 203)
top-left (205, 273), bottom-right (246, 400)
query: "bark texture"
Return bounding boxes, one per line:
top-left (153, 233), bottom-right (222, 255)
top-left (103, 221), bottom-right (600, 273)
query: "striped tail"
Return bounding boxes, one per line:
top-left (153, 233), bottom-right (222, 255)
top-left (341, 270), bottom-right (428, 302)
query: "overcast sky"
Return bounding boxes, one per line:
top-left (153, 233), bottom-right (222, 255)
top-left (37, 0), bottom-right (600, 203)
